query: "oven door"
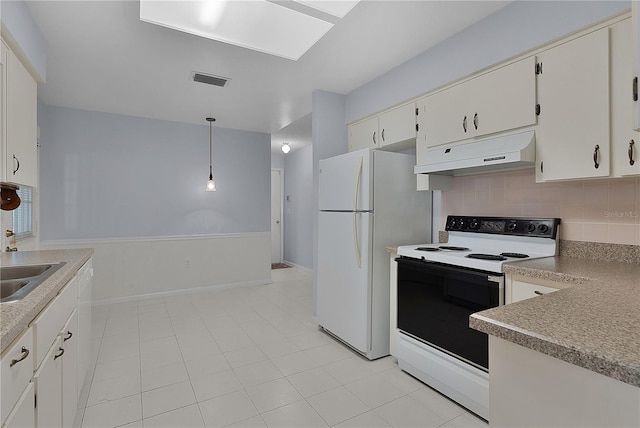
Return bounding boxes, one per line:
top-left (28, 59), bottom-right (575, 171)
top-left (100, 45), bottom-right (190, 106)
top-left (396, 257), bottom-right (503, 370)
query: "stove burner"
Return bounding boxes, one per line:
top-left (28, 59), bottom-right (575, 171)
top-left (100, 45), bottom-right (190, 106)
top-left (416, 247), bottom-right (440, 252)
top-left (500, 252), bottom-right (530, 258)
top-left (439, 246), bottom-right (470, 251)
top-left (466, 253), bottom-right (507, 261)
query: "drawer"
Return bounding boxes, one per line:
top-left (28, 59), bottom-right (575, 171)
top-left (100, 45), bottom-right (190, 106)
top-left (1, 327), bottom-right (34, 424)
top-left (31, 276), bottom-right (78, 368)
top-left (511, 280), bottom-right (560, 303)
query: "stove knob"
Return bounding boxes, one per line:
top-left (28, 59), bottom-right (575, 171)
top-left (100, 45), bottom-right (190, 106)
top-left (458, 219), bottom-right (466, 229)
top-left (526, 223), bottom-right (536, 233)
top-left (507, 222), bottom-right (517, 231)
top-left (470, 219), bottom-right (479, 229)
top-left (448, 218), bottom-right (458, 229)
top-left (538, 224), bottom-right (549, 234)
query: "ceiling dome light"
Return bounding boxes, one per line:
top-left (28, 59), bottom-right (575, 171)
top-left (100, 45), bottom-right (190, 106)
top-left (281, 142), bottom-right (291, 154)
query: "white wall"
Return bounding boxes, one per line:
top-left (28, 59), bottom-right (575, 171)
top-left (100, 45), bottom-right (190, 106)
top-left (283, 145), bottom-right (313, 269)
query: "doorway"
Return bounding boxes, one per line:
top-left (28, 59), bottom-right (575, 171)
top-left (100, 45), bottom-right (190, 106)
top-left (271, 168), bottom-right (284, 264)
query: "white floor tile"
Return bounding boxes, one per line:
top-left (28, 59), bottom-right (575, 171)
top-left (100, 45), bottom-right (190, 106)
top-left (286, 367), bottom-right (341, 398)
top-left (198, 390), bottom-right (258, 428)
top-left (271, 351), bottom-right (318, 376)
top-left (245, 378), bottom-right (303, 413)
top-left (224, 345), bottom-right (268, 369)
top-left (141, 360), bottom-right (189, 392)
top-left (226, 415), bottom-right (267, 428)
top-left (334, 411), bottom-right (391, 428)
top-left (234, 360), bottom-right (284, 388)
top-left (185, 352), bottom-right (231, 380)
top-left (92, 355), bottom-right (141, 383)
top-left (142, 380), bottom-right (196, 418)
top-left (439, 412), bottom-right (488, 428)
top-left (82, 394), bottom-right (142, 428)
top-left (261, 400), bottom-right (328, 428)
top-left (323, 357), bottom-right (375, 385)
top-left (375, 396), bottom-right (446, 427)
top-left (289, 331), bottom-right (334, 350)
top-left (257, 338), bottom-right (300, 359)
top-left (87, 372), bottom-right (141, 407)
top-left (344, 373), bottom-right (405, 409)
top-left (409, 387), bottom-right (467, 422)
top-left (140, 345), bottom-right (183, 370)
top-left (143, 403), bottom-right (205, 428)
top-left (377, 367), bottom-right (426, 395)
top-left (191, 369), bottom-right (243, 402)
top-left (303, 342), bottom-right (355, 366)
top-left (306, 386), bottom-right (369, 426)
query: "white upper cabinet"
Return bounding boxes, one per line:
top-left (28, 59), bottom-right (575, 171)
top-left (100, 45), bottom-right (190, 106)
top-left (348, 116), bottom-right (379, 151)
top-left (610, 18), bottom-right (639, 177)
top-left (1, 40), bottom-right (38, 188)
top-left (418, 56), bottom-right (537, 150)
top-left (535, 27), bottom-right (610, 182)
top-left (348, 103), bottom-right (417, 152)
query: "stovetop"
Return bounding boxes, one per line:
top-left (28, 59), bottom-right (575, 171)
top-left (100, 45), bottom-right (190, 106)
top-left (397, 216), bottom-right (561, 273)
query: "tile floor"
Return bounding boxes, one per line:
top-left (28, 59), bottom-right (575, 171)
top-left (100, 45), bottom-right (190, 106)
top-left (80, 267), bottom-right (487, 428)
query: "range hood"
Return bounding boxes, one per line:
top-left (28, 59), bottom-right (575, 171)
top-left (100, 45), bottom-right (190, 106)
top-left (414, 130), bottom-right (536, 176)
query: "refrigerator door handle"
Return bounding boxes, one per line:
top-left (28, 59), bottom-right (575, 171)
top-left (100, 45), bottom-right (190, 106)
top-left (353, 212), bottom-right (361, 268)
top-left (352, 156), bottom-right (363, 268)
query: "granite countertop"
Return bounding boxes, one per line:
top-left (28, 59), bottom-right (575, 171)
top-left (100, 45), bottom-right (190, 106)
top-left (1, 249), bottom-right (94, 354)
top-left (470, 256), bottom-right (640, 387)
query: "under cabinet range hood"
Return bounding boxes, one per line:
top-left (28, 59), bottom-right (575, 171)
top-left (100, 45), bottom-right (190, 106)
top-left (415, 130), bottom-right (536, 176)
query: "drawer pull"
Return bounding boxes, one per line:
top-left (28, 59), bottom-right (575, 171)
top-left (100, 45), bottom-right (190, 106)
top-left (9, 347), bottom-right (29, 367)
top-left (593, 144), bottom-right (600, 169)
top-left (629, 140), bottom-right (635, 166)
top-left (54, 347), bottom-right (65, 360)
top-left (64, 331), bottom-right (73, 342)
top-left (534, 290), bottom-right (544, 296)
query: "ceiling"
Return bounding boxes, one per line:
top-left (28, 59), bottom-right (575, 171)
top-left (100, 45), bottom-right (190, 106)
top-left (26, 1), bottom-right (510, 152)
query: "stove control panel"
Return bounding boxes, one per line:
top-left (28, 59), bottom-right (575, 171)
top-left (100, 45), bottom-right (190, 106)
top-left (445, 216), bottom-right (560, 238)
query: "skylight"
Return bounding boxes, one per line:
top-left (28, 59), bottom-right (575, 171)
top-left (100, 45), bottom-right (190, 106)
top-left (139, 0), bottom-right (358, 61)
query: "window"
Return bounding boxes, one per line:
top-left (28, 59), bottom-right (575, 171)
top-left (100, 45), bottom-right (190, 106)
top-left (12, 187), bottom-right (33, 238)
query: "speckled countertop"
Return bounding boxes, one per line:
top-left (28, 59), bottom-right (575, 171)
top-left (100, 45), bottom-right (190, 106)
top-left (1, 249), bottom-right (93, 354)
top-left (470, 256), bottom-right (640, 387)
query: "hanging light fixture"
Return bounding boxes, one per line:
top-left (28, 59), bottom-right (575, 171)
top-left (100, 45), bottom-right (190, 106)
top-left (281, 142), bottom-right (291, 154)
top-left (205, 117), bottom-right (217, 192)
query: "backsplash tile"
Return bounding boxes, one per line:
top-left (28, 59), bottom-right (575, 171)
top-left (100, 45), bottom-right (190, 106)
top-left (441, 169), bottom-right (640, 245)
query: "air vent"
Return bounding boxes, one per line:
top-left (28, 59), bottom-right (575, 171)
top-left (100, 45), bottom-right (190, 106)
top-left (191, 72), bottom-right (229, 87)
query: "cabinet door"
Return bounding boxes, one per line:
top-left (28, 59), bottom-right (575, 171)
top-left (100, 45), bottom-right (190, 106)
top-left (610, 18), bottom-right (640, 177)
top-left (348, 117), bottom-right (378, 151)
top-left (1, 327), bottom-right (34, 425)
top-left (34, 337), bottom-right (63, 428)
top-left (61, 310), bottom-right (78, 428)
top-left (471, 56), bottom-right (537, 139)
top-left (5, 46), bottom-right (37, 188)
top-left (378, 103), bottom-right (416, 148)
top-left (422, 81), bottom-right (470, 148)
top-left (634, 2), bottom-right (640, 132)
top-left (510, 280), bottom-right (559, 304)
top-left (536, 28), bottom-right (610, 181)
top-left (2, 382), bottom-right (35, 428)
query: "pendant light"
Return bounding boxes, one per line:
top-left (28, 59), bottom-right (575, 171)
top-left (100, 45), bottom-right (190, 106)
top-left (281, 142), bottom-right (291, 154)
top-left (205, 117), bottom-right (216, 192)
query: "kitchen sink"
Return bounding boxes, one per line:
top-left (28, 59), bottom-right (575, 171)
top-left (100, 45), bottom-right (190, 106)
top-left (0, 262), bottom-right (66, 303)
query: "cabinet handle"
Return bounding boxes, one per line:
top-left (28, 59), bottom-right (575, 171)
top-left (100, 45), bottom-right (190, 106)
top-left (372, 131), bottom-right (376, 145)
top-left (534, 290), bottom-right (544, 296)
top-left (629, 140), bottom-right (635, 166)
top-left (9, 347), bottom-right (29, 367)
top-left (12, 155), bottom-right (20, 175)
top-left (473, 113), bottom-right (478, 130)
top-left (540, 161), bottom-right (544, 174)
top-left (462, 116), bottom-right (467, 133)
top-left (381, 128), bottom-right (385, 142)
top-left (64, 331), bottom-right (73, 342)
top-left (54, 347), bottom-right (65, 360)
top-left (593, 145), bottom-right (600, 169)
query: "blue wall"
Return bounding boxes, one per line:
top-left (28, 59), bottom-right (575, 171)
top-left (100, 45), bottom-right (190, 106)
top-left (39, 105), bottom-right (271, 240)
top-left (346, 1), bottom-right (629, 123)
top-left (284, 145), bottom-right (313, 269)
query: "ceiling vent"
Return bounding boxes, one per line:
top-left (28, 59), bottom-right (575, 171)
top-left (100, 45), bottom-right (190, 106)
top-left (191, 72), bottom-right (229, 87)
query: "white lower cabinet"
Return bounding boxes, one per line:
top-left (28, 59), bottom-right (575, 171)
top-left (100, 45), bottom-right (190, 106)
top-left (2, 382), bottom-right (35, 428)
top-left (1, 327), bottom-right (34, 427)
top-left (34, 337), bottom-right (63, 428)
top-left (62, 310), bottom-right (79, 428)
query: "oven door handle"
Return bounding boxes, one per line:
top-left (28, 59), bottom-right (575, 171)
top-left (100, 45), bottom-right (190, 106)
top-left (396, 257), bottom-right (504, 283)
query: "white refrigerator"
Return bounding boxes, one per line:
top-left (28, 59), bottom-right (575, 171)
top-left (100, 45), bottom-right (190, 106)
top-left (317, 148), bottom-right (432, 359)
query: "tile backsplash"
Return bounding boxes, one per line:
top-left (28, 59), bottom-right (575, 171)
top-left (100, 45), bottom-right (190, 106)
top-left (440, 169), bottom-right (640, 245)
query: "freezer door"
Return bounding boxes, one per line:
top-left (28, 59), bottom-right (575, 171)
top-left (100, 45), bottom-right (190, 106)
top-left (319, 149), bottom-right (372, 211)
top-left (317, 211), bottom-right (372, 354)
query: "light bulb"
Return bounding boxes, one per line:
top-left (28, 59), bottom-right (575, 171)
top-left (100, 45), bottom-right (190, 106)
top-left (281, 143), bottom-right (291, 154)
top-left (206, 175), bottom-right (216, 192)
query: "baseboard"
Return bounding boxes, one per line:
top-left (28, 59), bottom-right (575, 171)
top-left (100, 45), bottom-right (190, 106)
top-left (283, 260), bottom-right (313, 273)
